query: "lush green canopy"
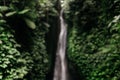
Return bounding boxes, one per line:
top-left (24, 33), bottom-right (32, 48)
top-left (0, 0), bottom-right (120, 80)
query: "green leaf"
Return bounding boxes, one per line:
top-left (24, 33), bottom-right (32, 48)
top-left (5, 11), bottom-right (17, 17)
top-left (0, 13), bottom-right (3, 17)
top-left (43, 22), bottom-right (50, 27)
top-left (24, 18), bottom-right (36, 29)
top-left (0, 6), bottom-right (9, 12)
top-left (18, 9), bottom-right (30, 14)
top-left (0, 20), bottom-right (6, 24)
top-left (1, 64), bottom-right (7, 68)
top-left (0, 75), bottom-right (3, 79)
top-left (43, 59), bottom-right (48, 63)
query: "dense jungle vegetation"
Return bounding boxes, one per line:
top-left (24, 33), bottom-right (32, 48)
top-left (0, 0), bottom-right (120, 80)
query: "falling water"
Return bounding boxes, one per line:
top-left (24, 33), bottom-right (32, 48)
top-left (53, 8), bottom-right (68, 80)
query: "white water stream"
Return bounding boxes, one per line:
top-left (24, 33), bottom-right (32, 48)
top-left (53, 8), bottom-right (68, 80)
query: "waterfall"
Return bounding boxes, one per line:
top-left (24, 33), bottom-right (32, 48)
top-left (53, 8), bottom-right (68, 80)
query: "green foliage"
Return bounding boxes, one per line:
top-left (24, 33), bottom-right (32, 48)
top-left (24, 1), bottom-right (55, 79)
top-left (0, 25), bottom-right (31, 80)
top-left (67, 0), bottom-right (120, 80)
top-left (0, 6), bottom-right (9, 12)
top-left (24, 18), bottom-right (36, 29)
top-left (26, 27), bottom-right (49, 80)
top-left (0, 0), bottom-right (55, 80)
top-left (0, 0), bottom-right (38, 30)
top-left (68, 20), bottom-right (120, 80)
